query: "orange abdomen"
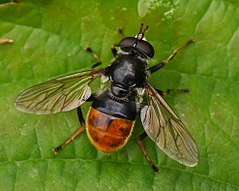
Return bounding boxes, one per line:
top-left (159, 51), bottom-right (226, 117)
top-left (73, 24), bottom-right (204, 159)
top-left (86, 107), bottom-right (135, 153)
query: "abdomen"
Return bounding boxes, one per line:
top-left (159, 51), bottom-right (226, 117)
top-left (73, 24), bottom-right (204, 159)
top-left (86, 107), bottom-right (135, 153)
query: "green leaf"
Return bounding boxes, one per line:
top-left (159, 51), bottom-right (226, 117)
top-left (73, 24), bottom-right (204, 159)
top-left (1, 0), bottom-right (239, 190)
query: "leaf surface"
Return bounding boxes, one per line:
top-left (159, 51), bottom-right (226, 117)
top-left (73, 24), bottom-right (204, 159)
top-left (1, 0), bottom-right (239, 190)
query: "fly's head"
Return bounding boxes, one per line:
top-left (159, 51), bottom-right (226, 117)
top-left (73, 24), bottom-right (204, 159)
top-left (119, 23), bottom-right (155, 59)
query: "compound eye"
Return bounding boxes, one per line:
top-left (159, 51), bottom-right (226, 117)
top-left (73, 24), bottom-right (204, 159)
top-left (119, 37), bottom-right (136, 48)
top-left (119, 37), bottom-right (154, 58)
top-left (137, 40), bottom-right (154, 58)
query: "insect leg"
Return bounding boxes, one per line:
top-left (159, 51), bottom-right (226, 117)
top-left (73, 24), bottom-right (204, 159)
top-left (156, 88), bottom-right (190, 96)
top-left (117, 27), bottom-right (124, 40)
top-left (52, 106), bottom-right (86, 154)
top-left (111, 45), bottom-right (118, 57)
top-left (0, 39), bottom-right (13, 44)
top-left (111, 27), bottom-right (124, 57)
top-left (84, 47), bottom-right (102, 69)
top-left (149, 38), bottom-right (194, 73)
top-left (136, 132), bottom-right (160, 173)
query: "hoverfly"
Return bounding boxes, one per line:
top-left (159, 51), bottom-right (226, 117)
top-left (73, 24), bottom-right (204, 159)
top-left (15, 23), bottom-right (198, 173)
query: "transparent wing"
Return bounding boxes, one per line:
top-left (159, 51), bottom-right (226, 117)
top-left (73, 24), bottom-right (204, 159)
top-left (15, 68), bottom-right (105, 114)
top-left (140, 84), bottom-right (198, 167)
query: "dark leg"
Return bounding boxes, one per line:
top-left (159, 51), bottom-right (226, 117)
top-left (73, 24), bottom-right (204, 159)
top-left (156, 88), bottom-right (190, 96)
top-left (136, 132), bottom-right (160, 173)
top-left (149, 38), bottom-right (194, 73)
top-left (52, 107), bottom-right (86, 154)
top-left (84, 47), bottom-right (102, 69)
top-left (117, 27), bottom-right (124, 40)
top-left (111, 26), bottom-right (124, 57)
top-left (77, 106), bottom-right (85, 125)
top-left (111, 45), bottom-right (118, 57)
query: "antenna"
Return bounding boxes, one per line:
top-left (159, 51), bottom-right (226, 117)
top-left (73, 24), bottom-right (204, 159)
top-left (137, 23), bottom-right (149, 40)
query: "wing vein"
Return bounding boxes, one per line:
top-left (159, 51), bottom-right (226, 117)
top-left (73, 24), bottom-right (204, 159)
top-left (140, 83), bottom-right (198, 167)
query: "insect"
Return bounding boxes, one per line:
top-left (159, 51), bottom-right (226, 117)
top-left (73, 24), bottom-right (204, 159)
top-left (15, 23), bottom-right (198, 173)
